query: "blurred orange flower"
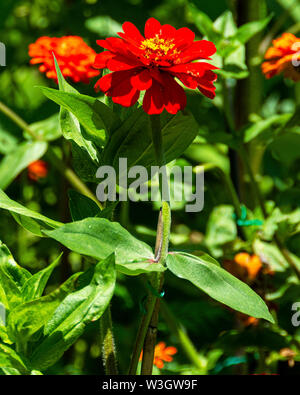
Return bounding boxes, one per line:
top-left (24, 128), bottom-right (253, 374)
top-left (29, 36), bottom-right (99, 83)
top-left (262, 33), bottom-right (300, 81)
top-left (140, 342), bottom-right (177, 369)
top-left (234, 252), bottom-right (262, 280)
top-left (28, 160), bottom-right (48, 181)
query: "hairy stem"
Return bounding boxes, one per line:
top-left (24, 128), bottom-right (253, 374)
top-left (100, 305), bottom-right (118, 375)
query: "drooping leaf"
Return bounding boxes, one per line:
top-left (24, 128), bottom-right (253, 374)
top-left (0, 189), bottom-right (62, 236)
top-left (21, 253), bottom-right (62, 302)
top-left (0, 141), bottom-right (47, 190)
top-left (44, 218), bottom-right (164, 275)
top-left (30, 254), bottom-right (116, 370)
top-left (167, 252), bottom-right (274, 322)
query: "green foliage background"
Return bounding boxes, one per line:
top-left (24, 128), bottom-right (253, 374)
top-left (0, 0), bottom-right (300, 375)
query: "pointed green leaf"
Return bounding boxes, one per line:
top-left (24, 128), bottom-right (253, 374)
top-left (0, 241), bottom-right (31, 310)
top-left (53, 56), bottom-right (100, 182)
top-left (0, 189), bottom-right (62, 236)
top-left (166, 252), bottom-right (274, 323)
top-left (21, 253), bottom-right (62, 302)
top-left (44, 218), bottom-right (164, 275)
top-left (7, 273), bottom-right (81, 344)
top-left (30, 254), bottom-right (116, 370)
top-left (40, 86), bottom-right (120, 148)
top-left (234, 15), bottom-right (272, 44)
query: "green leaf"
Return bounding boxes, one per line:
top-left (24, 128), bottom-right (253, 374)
top-left (234, 15), bottom-right (272, 44)
top-left (243, 114), bottom-right (291, 143)
top-left (7, 273), bottom-right (80, 344)
top-left (0, 141), bottom-right (48, 190)
top-left (53, 56), bottom-right (100, 182)
top-left (0, 344), bottom-right (28, 374)
top-left (0, 241), bottom-right (31, 310)
top-left (0, 128), bottom-right (18, 155)
top-left (205, 205), bottom-right (237, 257)
top-left (276, 0), bottom-right (300, 22)
top-left (166, 252), bottom-right (274, 322)
top-left (68, 190), bottom-right (100, 221)
top-left (188, 5), bottom-right (219, 42)
top-left (85, 15), bottom-right (122, 36)
top-left (28, 114), bottom-right (62, 141)
top-left (253, 239), bottom-right (288, 272)
top-left (44, 218), bottom-right (164, 275)
top-left (30, 254), bottom-right (116, 370)
top-left (0, 189), bottom-right (62, 236)
top-left (21, 254), bottom-right (62, 302)
top-left (214, 11), bottom-right (237, 38)
top-left (40, 87), bottom-right (119, 149)
top-left (102, 108), bottom-right (199, 175)
top-left (0, 325), bottom-right (13, 344)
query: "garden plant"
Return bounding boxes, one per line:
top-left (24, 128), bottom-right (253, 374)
top-left (0, 0), bottom-right (300, 376)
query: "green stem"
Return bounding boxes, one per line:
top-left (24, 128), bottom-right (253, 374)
top-left (160, 301), bottom-right (204, 371)
top-left (0, 100), bottom-right (102, 210)
top-left (128, 115), bottom-right (171, 375)
top-left (100, 305), bottom-right (118, 375)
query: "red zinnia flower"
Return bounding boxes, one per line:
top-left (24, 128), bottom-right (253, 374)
top-left (94, 18), bottom-right (217, 114)
top-left (139, 342), bottom-right (178, 369)
top-left (28, 160), bottom-right (48, 181)
top-left (29, 36), bottom-right (100, 83)
top-left (262, 33), bottom-right (300, 81)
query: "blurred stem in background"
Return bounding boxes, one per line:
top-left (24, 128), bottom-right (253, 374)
top-left (100, 305), bottom-right (118, 375)
top-left (235, 0), bottom-right (267, 204)
top-left (0, 100), bottom-right (102, 210)
top-left (160, 301), bottom-right (204, 371)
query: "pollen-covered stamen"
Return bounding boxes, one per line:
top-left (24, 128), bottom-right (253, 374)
top-left (140, 35), bottom-right (179, 62)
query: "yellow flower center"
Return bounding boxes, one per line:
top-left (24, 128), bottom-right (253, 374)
top-left (141, 36), bottom-right (179, 61)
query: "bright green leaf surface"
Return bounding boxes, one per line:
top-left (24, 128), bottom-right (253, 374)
top-left (30, 254), bottom-right (116, 370)
top-left (167, 252), bottom-right (274, 322)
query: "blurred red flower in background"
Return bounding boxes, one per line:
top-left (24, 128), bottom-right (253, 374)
top-left (262, 33), bottom-right (300, 81)
top-left (94, 18), bottom-right (217, 114)
top-left (140, 342), bottom-right (177, 369)
top-left (28, 160), bottom-right (48, 181)
top-left (29, 36), bottom-right (99, 83)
